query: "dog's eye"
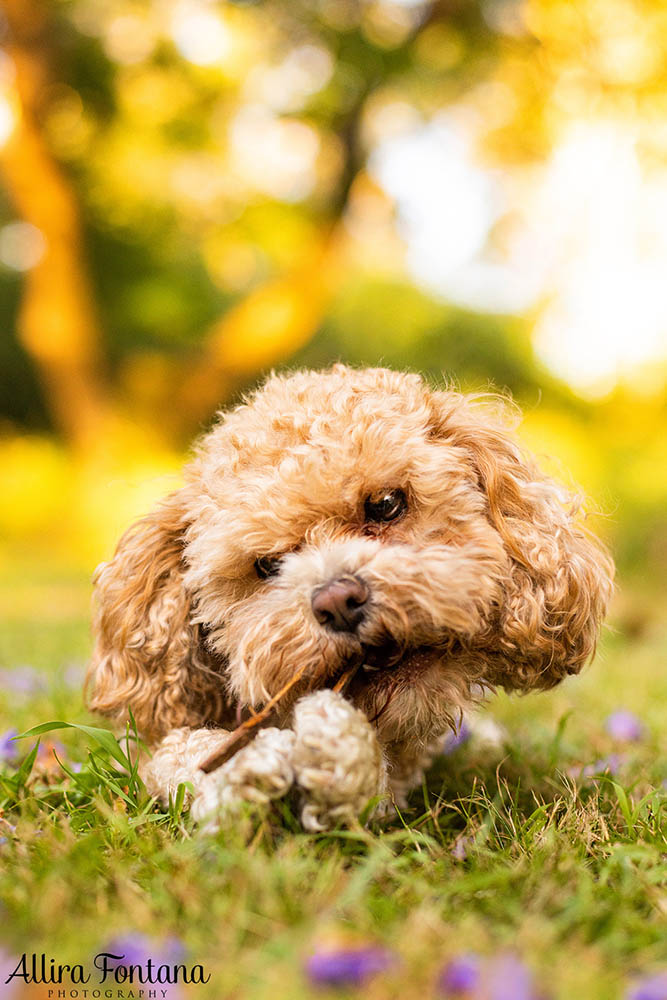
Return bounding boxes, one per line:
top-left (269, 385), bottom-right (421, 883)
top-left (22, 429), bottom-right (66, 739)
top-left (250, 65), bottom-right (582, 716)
top-left (254, 555), bottom-right (283, 580)
top-left (364, 488), bottom-right (408, 523)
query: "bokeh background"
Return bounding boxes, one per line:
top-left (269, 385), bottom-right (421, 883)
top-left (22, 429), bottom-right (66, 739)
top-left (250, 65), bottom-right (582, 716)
top-left (1, 5), bottom-right (667, 996)
top-left (1, 0), bottom-right (666, 642)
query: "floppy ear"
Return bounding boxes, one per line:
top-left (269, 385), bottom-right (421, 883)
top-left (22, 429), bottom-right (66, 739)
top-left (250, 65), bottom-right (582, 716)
top-left (430, 391), bottom-right (614, 690)
top-left (86, 489), bottom-right (228, 741)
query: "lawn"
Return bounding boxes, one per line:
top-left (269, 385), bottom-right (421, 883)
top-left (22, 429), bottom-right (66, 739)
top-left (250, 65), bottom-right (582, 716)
top-left (1, 568), bottom-right (666, 1000)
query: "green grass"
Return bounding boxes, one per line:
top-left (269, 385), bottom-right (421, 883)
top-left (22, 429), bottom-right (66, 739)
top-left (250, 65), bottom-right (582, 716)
top-left (1, 574), bottom-right (666, 1000)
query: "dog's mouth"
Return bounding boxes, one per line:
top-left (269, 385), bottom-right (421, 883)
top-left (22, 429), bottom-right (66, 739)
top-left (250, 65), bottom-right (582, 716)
top-left (367, 639), bottom-right (445, 670)
top-left (327, 641), bottom-right (444, 696)
top-left (325, 641), bottom-right (445, 725)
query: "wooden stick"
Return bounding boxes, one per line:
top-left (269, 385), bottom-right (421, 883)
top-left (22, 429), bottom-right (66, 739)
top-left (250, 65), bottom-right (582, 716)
top-left (331, 663), bottom-right (360, 694)
top-left (199, 664), bottom-right (310, 773)
top-left (199, 660), bottom-right (361, 774)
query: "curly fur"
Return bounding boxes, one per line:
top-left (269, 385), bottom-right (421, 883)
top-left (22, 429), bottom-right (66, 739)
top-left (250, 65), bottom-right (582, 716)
top-left (291, 690), bottom-right (386, 831)
top-left (86, 365), bottom-right (614, 826)
top-left (191, 727), bottom-right (296, 832)
top-left (147, 692), bottom-right (386, 832)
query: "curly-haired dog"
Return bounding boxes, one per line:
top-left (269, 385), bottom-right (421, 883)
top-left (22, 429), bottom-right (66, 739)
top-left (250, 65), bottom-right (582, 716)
top-left (86, 365), bottom-right (614, 830)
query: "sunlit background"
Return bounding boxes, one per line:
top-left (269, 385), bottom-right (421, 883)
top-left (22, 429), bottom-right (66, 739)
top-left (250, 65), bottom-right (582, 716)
top-left (1, 0), bottom-right (666, 629)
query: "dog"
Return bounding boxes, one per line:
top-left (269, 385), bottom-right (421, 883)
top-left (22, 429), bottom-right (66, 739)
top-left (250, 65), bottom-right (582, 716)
top-left (86, 365), bottom-right (614, 829)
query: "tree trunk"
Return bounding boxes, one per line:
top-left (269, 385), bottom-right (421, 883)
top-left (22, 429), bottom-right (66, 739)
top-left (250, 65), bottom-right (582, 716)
top-left (0, 0), bottom-right (109, 448)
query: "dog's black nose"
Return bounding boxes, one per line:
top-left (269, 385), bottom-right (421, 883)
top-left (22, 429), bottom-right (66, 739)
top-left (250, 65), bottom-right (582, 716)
top-left (311, 575), bottom-right (369, 633)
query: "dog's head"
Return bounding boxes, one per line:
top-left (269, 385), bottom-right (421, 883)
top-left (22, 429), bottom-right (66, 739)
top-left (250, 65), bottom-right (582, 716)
top-left (87, 366), bottom-right (614, 744)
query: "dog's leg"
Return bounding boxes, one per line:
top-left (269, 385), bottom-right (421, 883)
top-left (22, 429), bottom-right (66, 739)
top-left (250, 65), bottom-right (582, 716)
top-left (383, 741), bottom-right (441, 809)
top-left (141, 727), bottom-right (231, 805)
top-left (291, 690), bottom-right (387, 831)
top-left (191, 727), bottom-right (296, 831)
top-left (384, 711), bottom-right (508, 809)
top-left (142, 727), bottom-right (296, 833)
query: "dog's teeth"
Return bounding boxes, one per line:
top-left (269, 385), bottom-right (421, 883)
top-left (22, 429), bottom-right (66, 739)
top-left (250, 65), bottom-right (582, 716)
top-left (362, 663), bottom-right (380, 672)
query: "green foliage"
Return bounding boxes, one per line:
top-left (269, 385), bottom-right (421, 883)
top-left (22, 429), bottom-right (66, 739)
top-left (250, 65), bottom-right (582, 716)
top-left (290, 276), bottom-right (577, 404)
top-left (1, 608), bottom-right (666, 998)
top-left (1, 0), bottom-right (665, 585)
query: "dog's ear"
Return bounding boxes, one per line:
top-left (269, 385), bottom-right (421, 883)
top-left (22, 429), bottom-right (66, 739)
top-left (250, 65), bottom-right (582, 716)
top-left (429, 391), bottom-right (614, 690)
top-left (86, 489), bottom-right (226, 741)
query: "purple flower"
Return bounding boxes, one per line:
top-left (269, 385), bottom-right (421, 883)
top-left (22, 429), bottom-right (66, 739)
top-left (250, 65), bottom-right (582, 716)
top-left (0, 819), bottom-right (16, 846)
top-left (0, 666), bottom-right (46, 695)
top-left (439, 953), bottom-right (540, 999)
top-left (159, 936), bottom-right (187, 965)
top-left (97, 935), bottom-right (186, 999)
top-left (101, 933), bottom-right (153, 968)
top-left (606, 710), bottom-right (644, 743)
top-left (487, 954), bottom-right (537, 1000)
top-left (451, 836), bottom-right (472, 862)
top-left (627, 972), bottom-right (667, 1000)
top-left (0, 729), bottom-right (19, 765)
top-left (0, 950), bottom-right (21, 998)
top-left (438, 954), bottom-right (481, 994)
top-left (443, 721), bottom-right (472, 754)
top-left (581, 753), bottom-right (624, 779)
top-left (305, 946), bottom-right (394, 987)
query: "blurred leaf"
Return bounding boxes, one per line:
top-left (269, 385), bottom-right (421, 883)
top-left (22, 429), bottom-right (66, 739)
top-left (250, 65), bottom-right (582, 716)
top-left (16, 722), bottom-right (132, 771)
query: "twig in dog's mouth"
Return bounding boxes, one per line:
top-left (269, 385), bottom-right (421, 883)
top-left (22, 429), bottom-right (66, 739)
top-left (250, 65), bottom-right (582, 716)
top-left (199, 663), bottom-right (309, 773)
top-left (198, 642), bottom-right (438, 775)
top-left (199, 654), bottom-right (364, 774)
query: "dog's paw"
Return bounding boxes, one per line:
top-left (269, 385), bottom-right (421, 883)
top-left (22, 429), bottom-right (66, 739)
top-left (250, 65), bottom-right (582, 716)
top-left (291, 690), bottom-right (386, 832)
top-left (142, 726), bottom-right (233, 806)
top-left (191, 727), bottom-right (296, 832)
